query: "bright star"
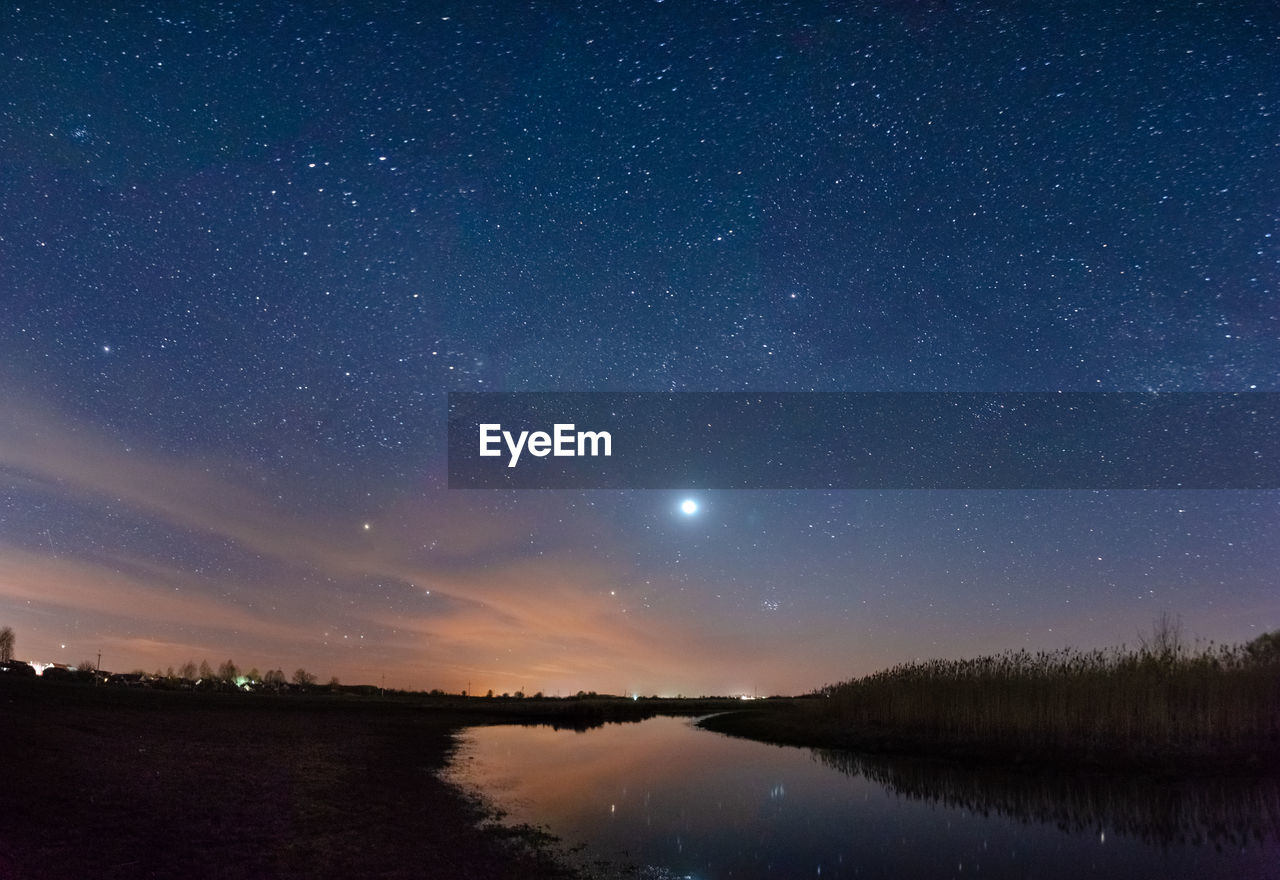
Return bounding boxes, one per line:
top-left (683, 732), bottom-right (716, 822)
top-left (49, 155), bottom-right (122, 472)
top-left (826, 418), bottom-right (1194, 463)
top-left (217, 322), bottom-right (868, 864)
top-left (680, 499), bottom-right (698, 515)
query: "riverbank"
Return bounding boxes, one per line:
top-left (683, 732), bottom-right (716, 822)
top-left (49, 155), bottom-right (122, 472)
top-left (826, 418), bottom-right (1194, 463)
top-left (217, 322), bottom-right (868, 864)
top-left (698, 700), bottom-right (1280, 776)
top-left (701, 635), bottom-right (1280, 777)
top-left (0, 678), bottom-right (736, 879)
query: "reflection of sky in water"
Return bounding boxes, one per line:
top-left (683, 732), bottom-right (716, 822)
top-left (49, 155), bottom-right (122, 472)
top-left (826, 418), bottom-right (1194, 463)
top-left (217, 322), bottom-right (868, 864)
top-left (445, 716), bottom-right (1280, 880)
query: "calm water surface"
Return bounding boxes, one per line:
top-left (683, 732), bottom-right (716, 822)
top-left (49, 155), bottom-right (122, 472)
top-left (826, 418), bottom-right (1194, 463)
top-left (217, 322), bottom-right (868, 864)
top-left (445, 715), bottom-right (1280, 880)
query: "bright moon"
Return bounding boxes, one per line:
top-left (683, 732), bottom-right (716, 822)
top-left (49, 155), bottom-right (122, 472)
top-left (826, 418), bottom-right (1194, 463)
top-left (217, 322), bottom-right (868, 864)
top-left (680, 499), bottom-right (698, 515)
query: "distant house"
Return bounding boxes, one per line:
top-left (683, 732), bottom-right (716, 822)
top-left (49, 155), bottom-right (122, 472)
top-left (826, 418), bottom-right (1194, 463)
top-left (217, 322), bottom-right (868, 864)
top-left (0, 660), bottom-right (37, 677)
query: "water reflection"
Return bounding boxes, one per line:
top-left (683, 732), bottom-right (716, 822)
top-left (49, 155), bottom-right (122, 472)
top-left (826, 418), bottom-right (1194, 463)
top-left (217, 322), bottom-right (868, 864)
top-left (814, 748), bottom-right (1280, 850)
top-left (447, 716), bottom-right (1280, 880)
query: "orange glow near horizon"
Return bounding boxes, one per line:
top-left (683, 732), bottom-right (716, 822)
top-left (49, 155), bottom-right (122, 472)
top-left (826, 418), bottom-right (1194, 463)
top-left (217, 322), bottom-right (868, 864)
top-left (0, 391), bottom-right (843, 693)
top-left (4, 387), bottom-right (1275, 694)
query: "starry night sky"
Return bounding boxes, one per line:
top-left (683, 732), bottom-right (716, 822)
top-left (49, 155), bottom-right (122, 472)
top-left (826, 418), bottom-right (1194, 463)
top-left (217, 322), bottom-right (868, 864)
top-left (2, 2), bottom-right (1277, 695)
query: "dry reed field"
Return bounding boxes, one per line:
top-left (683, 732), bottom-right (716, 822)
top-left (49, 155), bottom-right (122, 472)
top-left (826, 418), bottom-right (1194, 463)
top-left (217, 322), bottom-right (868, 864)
top-left (707, 621), bottom-right (1280, 770)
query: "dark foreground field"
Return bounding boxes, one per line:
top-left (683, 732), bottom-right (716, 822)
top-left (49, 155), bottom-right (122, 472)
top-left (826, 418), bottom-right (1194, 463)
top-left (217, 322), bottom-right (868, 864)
top-left (0, 678), bottom-right (734, 879)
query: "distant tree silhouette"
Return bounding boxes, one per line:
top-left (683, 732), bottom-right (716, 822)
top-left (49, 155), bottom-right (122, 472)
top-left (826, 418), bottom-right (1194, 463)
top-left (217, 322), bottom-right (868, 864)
top-left (263, 668), bottom-right (287, 688)
top-left (179, 660), bottom-right (198, 680)
top-left (1246, 630), bottom-right (1280, 664)
top-left (292, 667), bottom-right (316, 686)
top-left (217, 659), bottom-right (239, 684)
top-left (198, 660), bottom-right (214, 680)
top-left (327, 675), bottom-right (340, 690)
top-left (0, 626), bottom-right (13, 662)
top-left (246, 667), bottom-right (261, 683)
top-left (1139, 611), bottom-right (1186, 663)
top-left (75, 660), bottom-right (95, 673)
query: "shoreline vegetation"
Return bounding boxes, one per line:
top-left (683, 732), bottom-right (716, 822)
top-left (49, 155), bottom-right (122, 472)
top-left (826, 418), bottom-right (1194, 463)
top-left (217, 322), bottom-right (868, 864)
top-left (702, 625), bottom-right (1280, 775)
top-left (3, 622), bottom-right (1276, 877)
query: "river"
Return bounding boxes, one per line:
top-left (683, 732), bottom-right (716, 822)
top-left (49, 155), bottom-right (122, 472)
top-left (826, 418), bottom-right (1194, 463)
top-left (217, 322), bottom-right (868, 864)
top-left (444, 714), bottom-right (1279, 879)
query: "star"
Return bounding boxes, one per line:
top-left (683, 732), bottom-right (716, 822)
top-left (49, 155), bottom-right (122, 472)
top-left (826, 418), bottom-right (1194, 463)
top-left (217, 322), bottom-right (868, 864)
top-left (680, 499), bottom-right (698, 515)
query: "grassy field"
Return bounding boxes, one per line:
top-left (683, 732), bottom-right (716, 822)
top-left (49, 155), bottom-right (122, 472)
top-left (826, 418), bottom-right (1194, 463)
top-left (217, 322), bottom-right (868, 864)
top-left (0, 676), bottom-right (738, 879)
top-left (703, 631), bottom-right (1280, 773)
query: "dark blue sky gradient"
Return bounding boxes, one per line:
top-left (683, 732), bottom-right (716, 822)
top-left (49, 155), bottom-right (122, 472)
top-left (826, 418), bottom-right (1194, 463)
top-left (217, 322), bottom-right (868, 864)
top-left (1, 2), bottom-right (1276, 694)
